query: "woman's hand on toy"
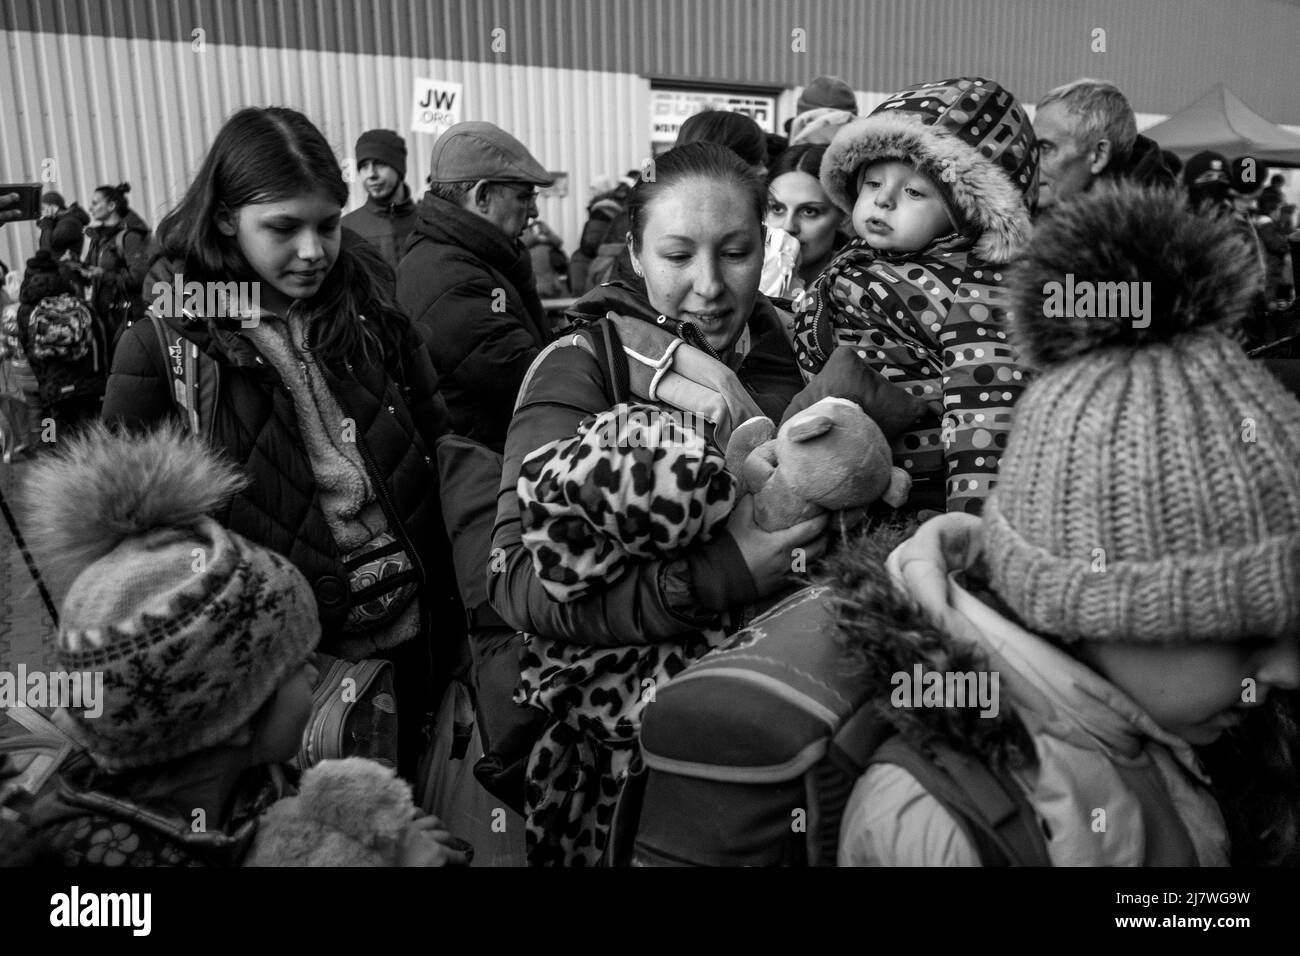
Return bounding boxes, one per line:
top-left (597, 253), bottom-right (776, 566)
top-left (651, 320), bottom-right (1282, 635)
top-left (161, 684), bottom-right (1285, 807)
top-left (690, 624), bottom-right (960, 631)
top-left (727, 494), bottom-right (828, 598)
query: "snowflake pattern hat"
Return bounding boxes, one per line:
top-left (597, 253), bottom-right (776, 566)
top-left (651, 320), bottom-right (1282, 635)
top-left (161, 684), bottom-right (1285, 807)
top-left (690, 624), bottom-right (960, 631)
top-left (21, 423), bottom-right (320, 771)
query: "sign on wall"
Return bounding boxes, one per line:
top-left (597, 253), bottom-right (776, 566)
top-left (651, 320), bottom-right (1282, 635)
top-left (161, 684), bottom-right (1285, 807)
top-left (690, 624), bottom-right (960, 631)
top-left (411, 79), bottom-right (463, 136)
top-left (650, 88), bottom-right (777, 146)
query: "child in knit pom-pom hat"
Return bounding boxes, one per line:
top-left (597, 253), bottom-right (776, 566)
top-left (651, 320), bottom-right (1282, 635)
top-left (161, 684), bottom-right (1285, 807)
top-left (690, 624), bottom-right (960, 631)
top-left (17, 423), bottom-right (469, 867)
top-left (792, 77), bottom-right (1039, 516)
top-left (832, 182), bottom-right (1300, 867)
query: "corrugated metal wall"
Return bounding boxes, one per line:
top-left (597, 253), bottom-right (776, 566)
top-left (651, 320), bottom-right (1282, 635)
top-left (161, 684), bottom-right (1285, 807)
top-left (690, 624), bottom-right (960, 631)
top-left (0, 29), bottom-right (650, 273)
top-left (6, 0), bottom-right (1300, 116)
top-left (4, 0), bottom-right (1300, 271)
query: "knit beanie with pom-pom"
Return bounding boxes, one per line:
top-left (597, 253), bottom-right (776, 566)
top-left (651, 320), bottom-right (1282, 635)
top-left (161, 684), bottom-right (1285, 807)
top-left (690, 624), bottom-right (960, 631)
top-left (983, 181), bottom-right (1300, 644)
top-left (20, 422), bottom-right (320, 771)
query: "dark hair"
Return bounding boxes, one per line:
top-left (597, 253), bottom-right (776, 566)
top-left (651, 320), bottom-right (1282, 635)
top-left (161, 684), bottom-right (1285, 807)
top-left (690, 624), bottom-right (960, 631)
top-left (675, 110), bottom-right (767, 170)
top-left (156, 106), bottom-right (409, 367)
top-left (95, 182), bottom-right (131, 215)
top-left (626, 141), bottom-right (767, 251)
top-left (766, 143), bottom-right (828, 186)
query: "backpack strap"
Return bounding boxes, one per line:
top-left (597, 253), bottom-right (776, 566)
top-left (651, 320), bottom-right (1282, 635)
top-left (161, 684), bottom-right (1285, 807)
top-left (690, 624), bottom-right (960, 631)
top-left (513, 317), bottom-right (631, 415)
top-left (146, 311), bottom-right (219, 439)
top-left (870, 735), bottom-right (1050, 867)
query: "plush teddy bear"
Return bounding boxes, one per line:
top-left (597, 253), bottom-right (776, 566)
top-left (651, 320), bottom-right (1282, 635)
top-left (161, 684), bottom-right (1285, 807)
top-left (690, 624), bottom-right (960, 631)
top-left (725, 397), bottom-right (911, 531)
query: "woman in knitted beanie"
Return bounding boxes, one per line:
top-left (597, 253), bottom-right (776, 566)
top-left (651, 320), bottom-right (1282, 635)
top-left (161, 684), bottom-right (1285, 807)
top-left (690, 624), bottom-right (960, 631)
top-left (17, 423), bottom-right (469, 867)
top-left (832, 181), bottom-right (1300, 867)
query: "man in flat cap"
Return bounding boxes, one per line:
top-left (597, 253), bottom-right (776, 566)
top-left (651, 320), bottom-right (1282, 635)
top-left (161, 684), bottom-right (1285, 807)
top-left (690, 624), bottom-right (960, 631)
top-left (397, 121), bottom-right (555, 452)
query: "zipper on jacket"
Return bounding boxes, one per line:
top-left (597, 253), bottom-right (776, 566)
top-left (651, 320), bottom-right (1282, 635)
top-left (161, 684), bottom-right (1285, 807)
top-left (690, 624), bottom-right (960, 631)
top-left (676, 319), bottom-right (723, 363)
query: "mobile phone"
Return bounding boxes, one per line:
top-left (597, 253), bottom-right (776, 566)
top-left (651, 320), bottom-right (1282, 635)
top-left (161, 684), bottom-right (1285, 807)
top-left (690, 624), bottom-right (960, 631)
top-left (0, 183), bottom-right (43, 221)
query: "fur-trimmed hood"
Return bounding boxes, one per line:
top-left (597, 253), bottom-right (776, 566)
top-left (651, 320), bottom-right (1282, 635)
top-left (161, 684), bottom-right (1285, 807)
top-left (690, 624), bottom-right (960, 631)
top-left (822, 521), bottom-right (1032, 767)
top-left (826, 517), bottom-right (1231, 866)
top-left (821, 77), bottom-right (1039, 264)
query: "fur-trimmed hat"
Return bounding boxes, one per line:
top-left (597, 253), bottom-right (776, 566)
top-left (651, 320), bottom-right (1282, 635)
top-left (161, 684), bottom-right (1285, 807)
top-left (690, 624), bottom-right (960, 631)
top-left (985, 182), bottom-right (1300, 643)
top-left (21, 423), bottom-right (321, 771)
top-left (821, 77), bottom-right (1039, 264)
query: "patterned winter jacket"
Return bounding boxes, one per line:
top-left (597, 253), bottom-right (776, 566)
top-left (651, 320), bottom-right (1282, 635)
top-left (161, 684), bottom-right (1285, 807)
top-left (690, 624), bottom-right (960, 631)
top-left (793, 239), bottom-right (1027, 514)
top-left (794, 76), bottom-right (1039, 515)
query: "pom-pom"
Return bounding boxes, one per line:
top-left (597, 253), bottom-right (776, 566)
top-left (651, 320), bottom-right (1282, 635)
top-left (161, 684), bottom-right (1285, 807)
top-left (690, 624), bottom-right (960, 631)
top-left (21, 421), bottom-right (248, 585)
top-left (1007, 182), bottom-right (1260, 368)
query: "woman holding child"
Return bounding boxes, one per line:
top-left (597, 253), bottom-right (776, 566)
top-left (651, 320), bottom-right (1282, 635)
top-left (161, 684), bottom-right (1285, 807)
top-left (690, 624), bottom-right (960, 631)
top-left (489, 143), bottom-right (870, 864)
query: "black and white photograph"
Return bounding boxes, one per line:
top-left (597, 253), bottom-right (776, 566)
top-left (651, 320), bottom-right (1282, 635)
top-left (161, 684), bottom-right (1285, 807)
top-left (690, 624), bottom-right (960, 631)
top-left (1, 0), bottom-right (1298, 933)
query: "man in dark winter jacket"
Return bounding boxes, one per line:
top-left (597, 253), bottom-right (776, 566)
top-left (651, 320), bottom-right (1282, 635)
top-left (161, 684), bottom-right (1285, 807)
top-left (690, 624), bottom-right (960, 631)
top-left (1033, 78), bottom-right (1177, 214)
top-left (341, 129), bottom-right (417, 270)
top-left (396, 121), bottom-right (555, 452)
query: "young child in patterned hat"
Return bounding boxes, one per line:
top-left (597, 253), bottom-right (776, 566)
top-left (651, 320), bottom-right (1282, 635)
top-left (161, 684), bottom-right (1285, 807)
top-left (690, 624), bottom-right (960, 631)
top-left (16, 423), bottom-right (469, 866)
top-left (792, 77), bottom-right (1039, 515)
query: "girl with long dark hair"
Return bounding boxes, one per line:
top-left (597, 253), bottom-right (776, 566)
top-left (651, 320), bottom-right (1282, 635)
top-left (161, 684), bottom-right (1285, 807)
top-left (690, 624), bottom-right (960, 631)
top-left (102, 107), bottom-right (462, 782)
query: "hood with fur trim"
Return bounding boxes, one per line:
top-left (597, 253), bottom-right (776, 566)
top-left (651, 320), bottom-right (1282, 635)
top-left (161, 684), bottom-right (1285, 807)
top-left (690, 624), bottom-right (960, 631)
top-left (822, 522), bottom-right (1033, 768)
top-left (821, 77), bottom-right (1038, 264)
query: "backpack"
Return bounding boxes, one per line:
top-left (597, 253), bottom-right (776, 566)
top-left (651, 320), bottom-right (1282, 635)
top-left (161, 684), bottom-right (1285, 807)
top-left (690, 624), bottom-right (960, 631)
top-left (146, 311), bottom-right (219, 438)
top-left (606, 584), bottom-right (1050, 867)
top-left (27, 293), bottom-right (95, 361)
top-left (435, 433), bottom-right (545, 814)
top-left (432, 318), bottom-right (634, 813)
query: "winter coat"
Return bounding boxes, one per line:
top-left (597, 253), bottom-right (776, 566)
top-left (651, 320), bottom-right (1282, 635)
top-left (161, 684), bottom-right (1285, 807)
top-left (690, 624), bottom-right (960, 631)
top-left (831, 519), bottom-right (1231, 867)
top-left (84, 210), bottom-right (151, 293)
top-left (101, 257), bottom-right (461, 661)
top-left (341, 183), bottom-right (418, 271)
top-left (794, 77), bottom-right (1038, 516)
top-left (396, 193), bottom-right (553, 453)
top-left (793, 241), bottom-right (1029, 515)
top-left (1255, 215), bottom-right (1291, 299)
top-left (26, 759), bottom-right (288, 867)
top-left (27, 757), bottom-right (426, 867)
top-left (487, 279), bottom-right (803, 647)
top-left (1099, 134), bottom-right (1179, 192)
top-left (84, 210), bottom-right (152, 343)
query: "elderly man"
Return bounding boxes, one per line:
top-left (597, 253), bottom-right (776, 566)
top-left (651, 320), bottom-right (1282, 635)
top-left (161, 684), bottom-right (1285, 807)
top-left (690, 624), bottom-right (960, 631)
top-left (397, 121), bottom-right (555, 453)
top-left (1033, 78), bottom-right (1176, 213)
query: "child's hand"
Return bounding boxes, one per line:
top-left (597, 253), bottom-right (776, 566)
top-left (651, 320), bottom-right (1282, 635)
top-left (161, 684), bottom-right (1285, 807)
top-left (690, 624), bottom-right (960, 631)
top-left (727, 494), bottom-right (829, 597)
top-left (397, 813), bottom-right (472, 867)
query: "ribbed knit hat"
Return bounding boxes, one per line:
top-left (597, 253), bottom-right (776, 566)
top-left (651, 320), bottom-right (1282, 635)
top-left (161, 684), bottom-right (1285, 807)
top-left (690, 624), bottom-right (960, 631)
top-left (21, 423), bottom-right (321, 770)
top-left (985, 182), bottom-right (1300, 643)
